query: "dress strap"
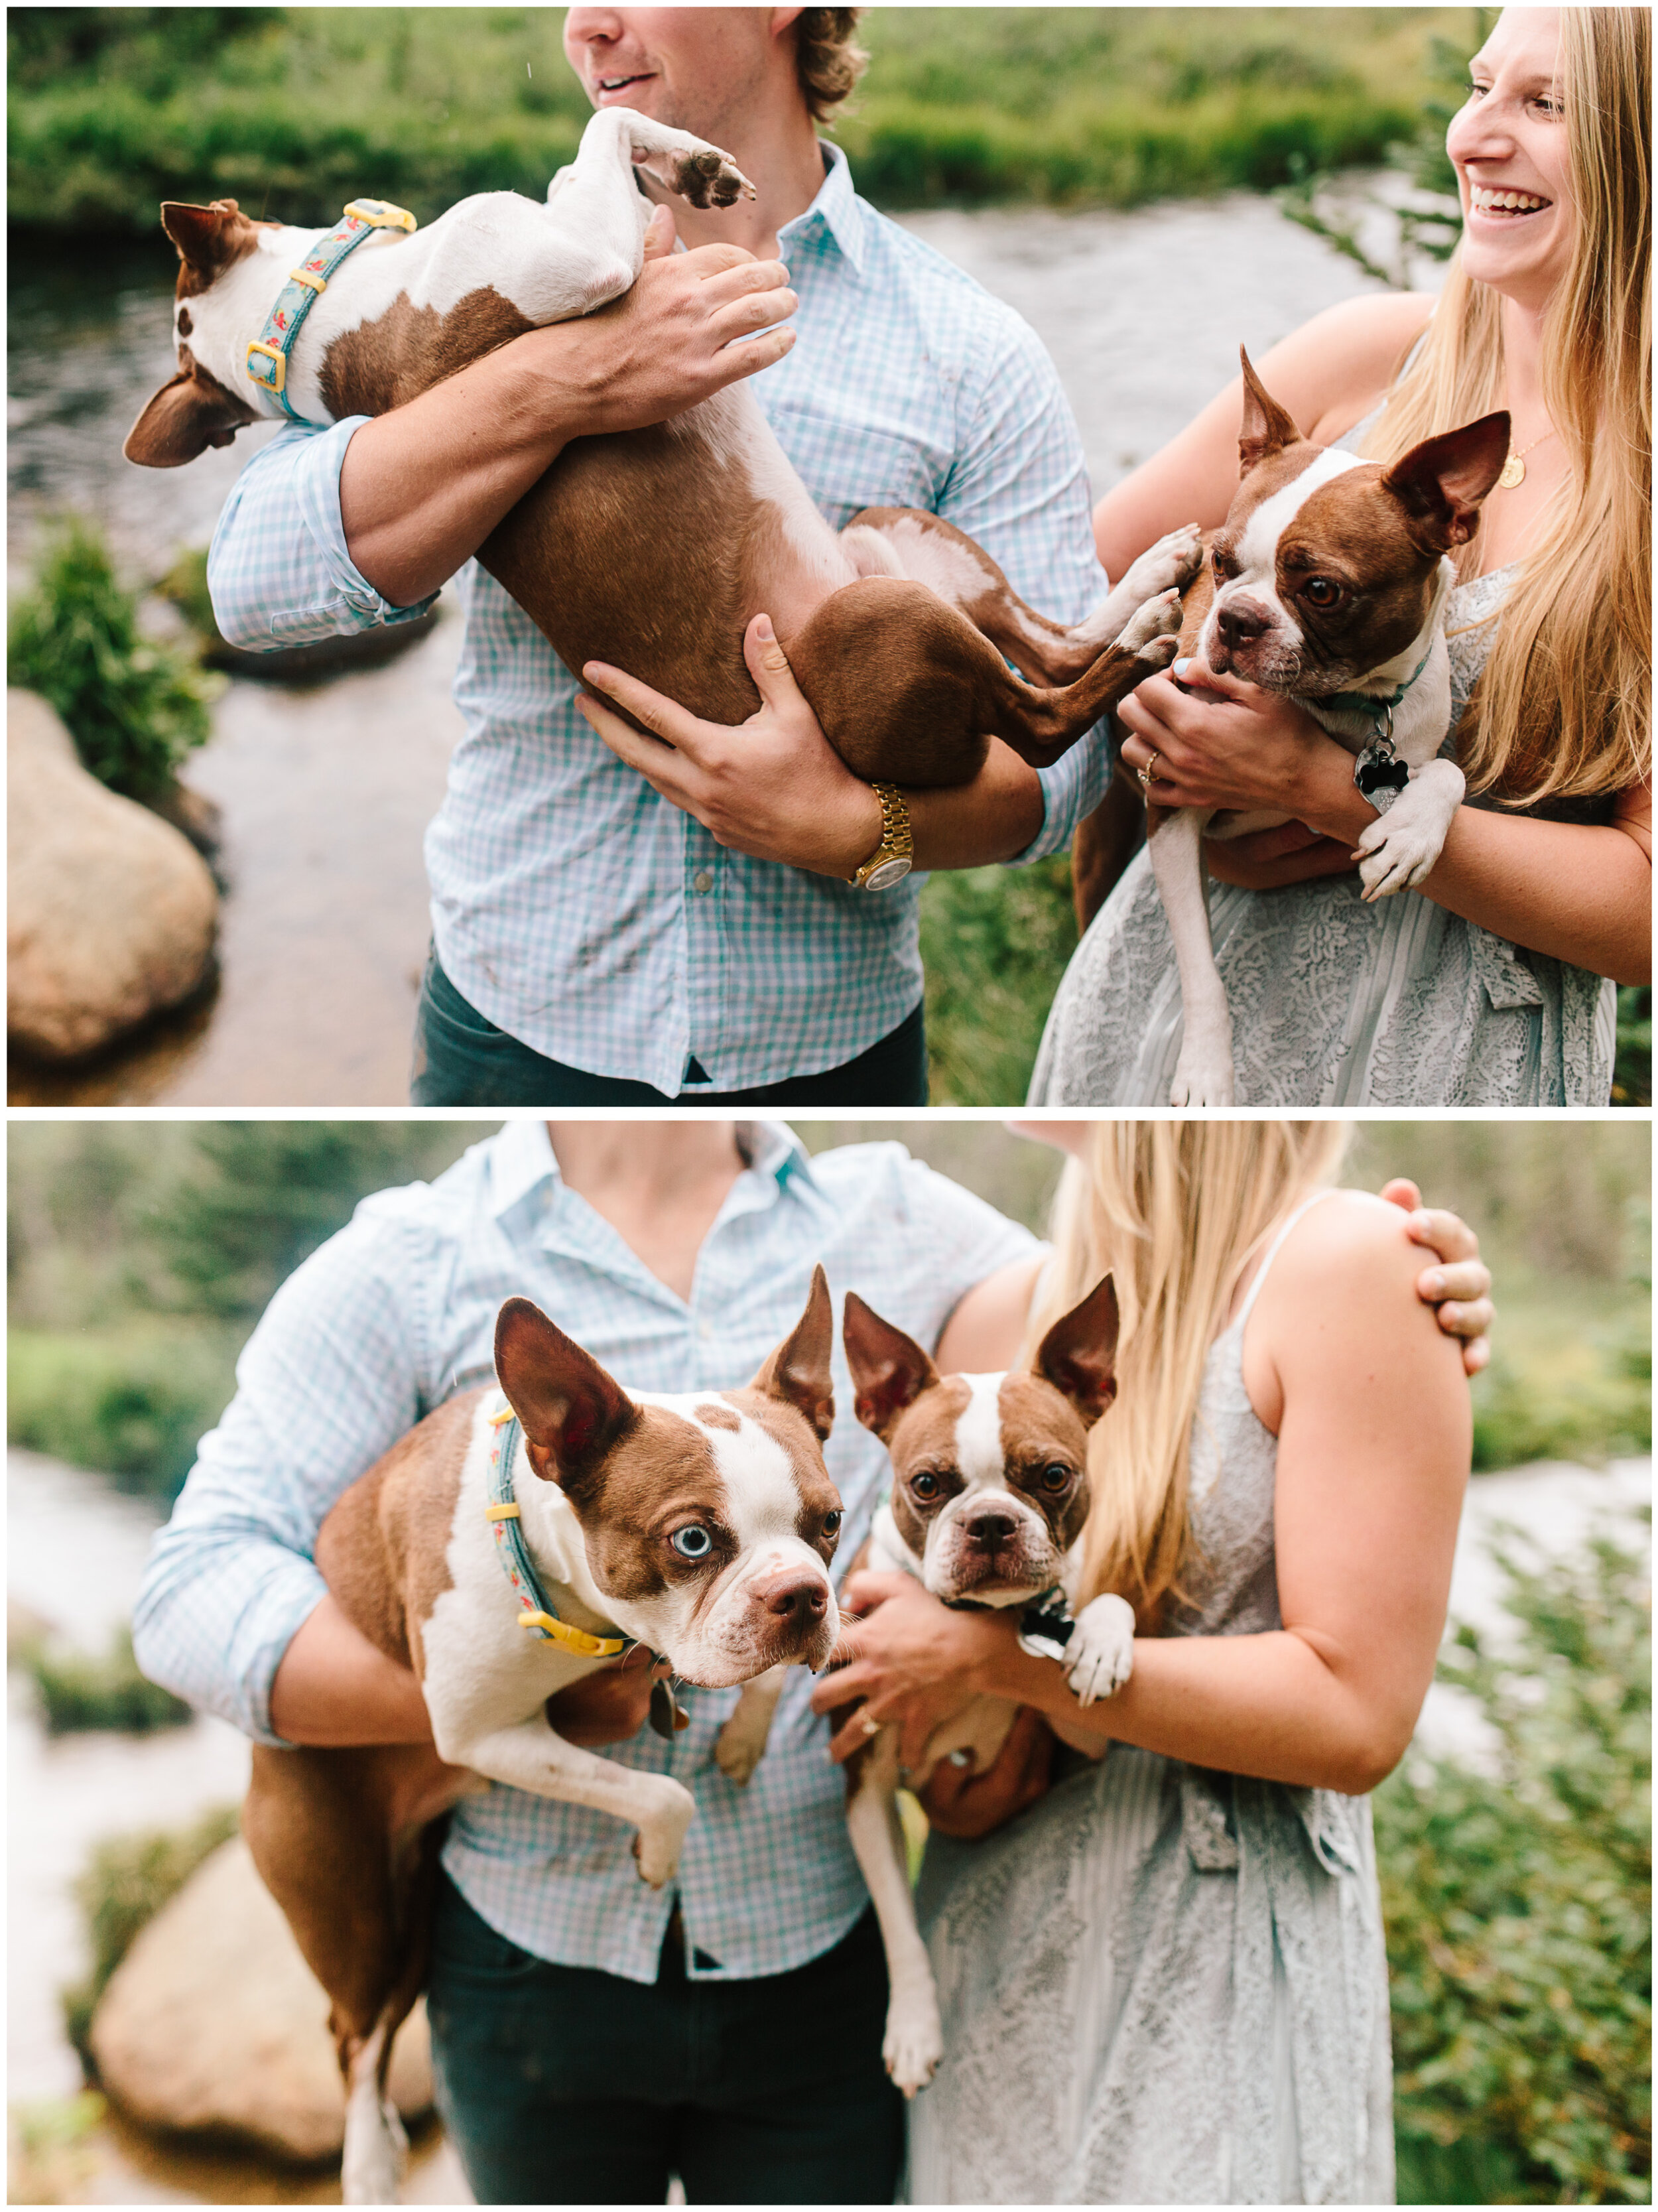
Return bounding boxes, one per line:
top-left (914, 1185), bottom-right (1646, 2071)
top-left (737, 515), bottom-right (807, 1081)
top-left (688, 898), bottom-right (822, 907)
top-left (1231, 1188), bottom-right (1340, 1334)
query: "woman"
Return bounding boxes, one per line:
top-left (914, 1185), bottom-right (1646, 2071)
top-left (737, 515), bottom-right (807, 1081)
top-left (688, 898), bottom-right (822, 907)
top-left (1033, 7), bottom-right (1649, 1106)
top-left (813, 1122), bottom-right (1478, 2203)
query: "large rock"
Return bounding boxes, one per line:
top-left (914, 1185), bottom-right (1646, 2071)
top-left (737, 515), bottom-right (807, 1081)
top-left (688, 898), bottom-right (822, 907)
top-left (89, 1836), bottom-right (432, 2162)
top-left (7, 689), bottom-right (219, 1061)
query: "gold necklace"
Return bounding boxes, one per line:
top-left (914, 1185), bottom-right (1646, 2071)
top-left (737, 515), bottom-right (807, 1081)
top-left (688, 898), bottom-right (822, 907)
top-left (1497, 428), bottom-right (1557, 489)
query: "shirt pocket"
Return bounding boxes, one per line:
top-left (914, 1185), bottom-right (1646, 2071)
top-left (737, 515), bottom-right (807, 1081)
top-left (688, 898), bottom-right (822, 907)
top-left (763, 403), bottom-right (945, 530)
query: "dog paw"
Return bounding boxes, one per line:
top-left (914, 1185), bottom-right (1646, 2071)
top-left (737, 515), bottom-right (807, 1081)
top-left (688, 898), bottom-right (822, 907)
top-left (714, 1717), bottom-right (766, 1786)
top-left (1062, 1594), bottom-right (1137, 1707)
top-left (1120, 523), bottom-right (1204, 603)
top-left (672, 145), bottom-right (756, 209)
top-left (884, 1998), bottom-right (945, 2099)
top-left (1356, 814), bottom-right (1446, 901)
top-left (632, 1791), bottom-right (695, 1888)
top-left (1116, 586), bottom-right (1184, 659)
top-left (1169, 1049), bottom-right (1234, 1109)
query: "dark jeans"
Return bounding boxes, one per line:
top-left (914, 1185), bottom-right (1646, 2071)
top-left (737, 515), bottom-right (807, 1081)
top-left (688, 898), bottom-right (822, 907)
top-left (410, 950), bottom-right (928, 1106)
top-left (426, 1876), bottom-right (905, 2205)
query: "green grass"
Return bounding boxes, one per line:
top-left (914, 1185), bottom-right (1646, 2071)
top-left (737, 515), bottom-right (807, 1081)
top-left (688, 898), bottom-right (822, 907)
top-left (1378, 1520), bottom-right (1651, 2203)
top-left (7, 7), bottom-right (1468, 234)
top-left (1468, 1276), bottom-right (1651, 1473)
top-left (17, 1626), bottom-right (192, 1738)
top-left (921, 854), bottom-right (1076, 1106)
top-left (7, 1321), bottom-right (241, 1501)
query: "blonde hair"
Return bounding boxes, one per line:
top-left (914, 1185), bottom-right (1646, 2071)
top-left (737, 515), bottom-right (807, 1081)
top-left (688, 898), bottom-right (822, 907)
top-left (794, 8), bottom-right (867, 123)
top-left (1023, 1122), bottom-right (1350, 1620)
top-left (1359, 7), bottom-right (1650, 808)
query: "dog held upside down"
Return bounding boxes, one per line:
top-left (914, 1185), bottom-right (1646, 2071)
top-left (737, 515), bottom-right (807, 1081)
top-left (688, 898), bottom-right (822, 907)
top-left (243, 1271), bottom-right (842, 2204)
top-left (124, 103), bottom-right (1194, 788)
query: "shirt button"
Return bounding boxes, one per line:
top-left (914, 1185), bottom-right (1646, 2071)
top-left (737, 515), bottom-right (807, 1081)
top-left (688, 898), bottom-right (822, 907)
top-left (692, 871), bottom-right (714, 895)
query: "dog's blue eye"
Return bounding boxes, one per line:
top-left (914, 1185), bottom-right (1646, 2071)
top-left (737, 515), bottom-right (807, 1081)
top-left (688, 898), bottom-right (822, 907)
top-left (670, 1526), bottom-right (714, 1560)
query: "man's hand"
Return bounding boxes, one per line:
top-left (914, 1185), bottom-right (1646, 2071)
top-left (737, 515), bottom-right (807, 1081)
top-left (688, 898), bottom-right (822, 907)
top-left (546, 1643), bottom-right (672, 1748)
top-left (578, 614), bottom-right (885, 876)
top-left (1381, 1179), bottom-right (1496, 1375)
top-left (810, 1571), bottom-right (1013, 1772)
top-left (917, 1706), bottom-right (1056, 1839)
top-left (1203, 820), bottom-right (1361, 890)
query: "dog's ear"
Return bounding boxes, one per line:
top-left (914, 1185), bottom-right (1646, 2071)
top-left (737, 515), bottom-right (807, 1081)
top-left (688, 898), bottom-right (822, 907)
top-left (751, 1263), bottom-right (835, 1441)
top-left (842, 1292), bottom-right (940, 1440)
top-left (123, 360), bottom-right (257, 468)
top-left (1237, 346), bottom-right (1305, 477)
top-left (160, 198), bottom-right (259, 285)
top-left (494, 1297), bottom-right (637, 1490)
top-left (1033, 1273), bottom-right (1119, 1428)
top-left (1381, 411), bottom-right (1513, 553)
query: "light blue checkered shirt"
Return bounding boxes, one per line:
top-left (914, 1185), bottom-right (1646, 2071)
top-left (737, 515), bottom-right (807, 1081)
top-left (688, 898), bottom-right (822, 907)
top-left (206, 144), bottom-right (1112, 1092)
top-left (132, 1122), bottom-right (1038, 1981)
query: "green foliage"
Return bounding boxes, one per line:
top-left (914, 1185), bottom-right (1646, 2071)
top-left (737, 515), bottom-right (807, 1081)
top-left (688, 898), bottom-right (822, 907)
top-left (7, 1323), bottom-right (240, 1499)
top-left (60, 1805), bottom-right (239, 2066)
top-left (7, 518), bottom-right (216, 799)
top-left (18, 1624), bottom-right (192, 1736)
top-left (147, 1122), bottom-right (489, 1317)
top-left (921, 853), bottom-right (1076, 1106)
top-left (1612, 988), bottom-right (1651, 1108)
top-left (156, 545), bottom-right (222, 647)
top-left (1377, 1520), bottom-right (1651, 2204)
top-left (7, 7), bottom-right (1459, 233)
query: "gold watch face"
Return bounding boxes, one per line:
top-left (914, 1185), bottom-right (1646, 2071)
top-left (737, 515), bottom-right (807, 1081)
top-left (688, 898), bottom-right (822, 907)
top-left (863, 855), bottom-right (912, 891)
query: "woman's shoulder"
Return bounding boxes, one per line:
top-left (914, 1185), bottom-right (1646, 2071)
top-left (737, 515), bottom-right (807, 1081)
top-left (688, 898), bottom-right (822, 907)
top-left (1264, 1188), bottom-right (1434, 1321)
top-left (1260, 293), bottom-right (1438, 446)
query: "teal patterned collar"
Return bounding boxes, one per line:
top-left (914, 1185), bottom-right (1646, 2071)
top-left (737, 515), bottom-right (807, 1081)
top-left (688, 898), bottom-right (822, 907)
top-left (245, 197), bottom-right (416, 421)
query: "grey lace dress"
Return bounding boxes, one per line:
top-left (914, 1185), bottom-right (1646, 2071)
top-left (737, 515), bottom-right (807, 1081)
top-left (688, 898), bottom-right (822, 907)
top-left (1029, 454), bottom-right (1619, 1106)
top-left (906, 1197), bottom-right (1395, 2206)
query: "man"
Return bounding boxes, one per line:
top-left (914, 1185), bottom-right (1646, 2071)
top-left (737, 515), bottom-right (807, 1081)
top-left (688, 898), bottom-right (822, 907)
top-left (133, 1118), bottom-right (1494, 2203)
top-left (206, 8), bottom-right (1115, 1106)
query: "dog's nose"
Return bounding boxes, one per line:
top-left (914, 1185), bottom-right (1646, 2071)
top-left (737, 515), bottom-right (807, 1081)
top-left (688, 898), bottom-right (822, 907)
top-left (964, 1512), bottom-right (1017, 1545)
top-left (758, 1573), bottom-right (828, 1623)
top-left (1216, 596), bottom-right (1271, 648)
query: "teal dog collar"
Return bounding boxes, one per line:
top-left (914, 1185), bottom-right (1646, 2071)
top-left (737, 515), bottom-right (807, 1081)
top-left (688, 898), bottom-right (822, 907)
top-left (484, 1403), bottom-right (634, 1657)
top-left (245, 197), bottom-right (416, 421)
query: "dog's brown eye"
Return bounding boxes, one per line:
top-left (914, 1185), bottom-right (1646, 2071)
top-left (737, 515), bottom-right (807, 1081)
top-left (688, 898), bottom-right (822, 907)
top-left (1303, 577), bottom-right (1341, 608)
top-left (822, 1510), bottom-right (842, 1538)
top-left (1039, 1463), bottom-right (1073, 1494)
top-left (912, 1472), bottom-right (940, 1500)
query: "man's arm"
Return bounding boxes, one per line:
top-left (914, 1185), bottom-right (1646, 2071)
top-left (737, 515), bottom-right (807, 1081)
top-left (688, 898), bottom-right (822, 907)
top-left (206, 216), bottom-right (797, 650)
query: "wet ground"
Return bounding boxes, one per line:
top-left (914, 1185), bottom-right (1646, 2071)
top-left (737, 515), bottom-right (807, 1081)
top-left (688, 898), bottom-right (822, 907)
top-left (7, 185), bottom-right (1427, 1106)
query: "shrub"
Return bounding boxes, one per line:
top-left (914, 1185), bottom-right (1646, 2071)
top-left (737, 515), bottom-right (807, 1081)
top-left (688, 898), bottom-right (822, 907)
top-left (7, 1323), bottom-right (239, 1498)
top-left (7, 519), bottom-right (216, 799)
top-left (19, 1625), bottom-right (192, 1736)
top-left (1612, 988), bottom-right (1651, 1109)
top-left (921, 853), bottom-right (1076, 1105)
top-left (1376, 1519), bottom-right (1651, 2204)
top-left (61, 1804), bottom-right (239, 2068)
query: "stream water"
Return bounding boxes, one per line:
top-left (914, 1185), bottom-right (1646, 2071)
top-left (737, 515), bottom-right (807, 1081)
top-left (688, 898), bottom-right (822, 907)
top-left (7, 184), bottom-right (1431, 1107)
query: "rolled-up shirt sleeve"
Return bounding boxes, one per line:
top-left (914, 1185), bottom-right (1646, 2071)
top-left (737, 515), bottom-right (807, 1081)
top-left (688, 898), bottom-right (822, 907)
top-left (206, 415), bottom-right (438, 651)
top-left (131, 1205), bottom-right (431, 1744)
top-left (940, 316), bottom-right (1115, 864)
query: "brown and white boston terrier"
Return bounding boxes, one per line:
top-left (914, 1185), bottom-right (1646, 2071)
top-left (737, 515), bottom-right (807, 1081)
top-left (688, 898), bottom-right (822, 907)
top-left (712, 1272), bottom-right (1133, 2098)
top-left (244, 1269), bottom-right (841, 2204)
top-left (123, 102), bottom-right (1194, 790)
top-left (1145, 349), bottom-right (1510, 1106)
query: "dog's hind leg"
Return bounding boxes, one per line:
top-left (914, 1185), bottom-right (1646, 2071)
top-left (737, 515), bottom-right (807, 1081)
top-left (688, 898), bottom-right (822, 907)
top-left (844, 1732), bottom-right (944, 2099)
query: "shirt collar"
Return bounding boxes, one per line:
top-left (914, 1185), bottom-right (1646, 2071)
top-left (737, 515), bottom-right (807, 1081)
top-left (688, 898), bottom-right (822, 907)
top-left (485, 1118), bottom-right (815, 1224)
top-left (778, 139), bottom-right (865, 273)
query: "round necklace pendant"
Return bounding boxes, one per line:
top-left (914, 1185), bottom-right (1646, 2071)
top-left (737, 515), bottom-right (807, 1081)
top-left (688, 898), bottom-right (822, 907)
top-left (1497, 453), bottom-right (1525, 490)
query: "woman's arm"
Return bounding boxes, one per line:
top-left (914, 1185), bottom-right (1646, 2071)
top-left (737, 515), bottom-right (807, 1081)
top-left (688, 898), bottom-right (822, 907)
top-left (816, 1194), bottom-right (1470, 1796)
top-left (1092, 291), bottom-right (1436, 582)
top-left (1118, 667), bottom-right (1651, 984)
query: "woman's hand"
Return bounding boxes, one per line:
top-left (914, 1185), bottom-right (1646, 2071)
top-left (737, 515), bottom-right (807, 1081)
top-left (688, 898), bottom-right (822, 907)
top-left (918, 1707), bottom-right (1056, 1839)
top-left (1381, 1179), bottom-right (1496, 1375)
top-left (810, 1571), bottom-right (1015, 1772)
top-left (1202, 819), bottom-right (1362, 889)
top-left (576, 615), bottom-right (883, 878)
top-left (1117, 661), bottom-right (1371, 839)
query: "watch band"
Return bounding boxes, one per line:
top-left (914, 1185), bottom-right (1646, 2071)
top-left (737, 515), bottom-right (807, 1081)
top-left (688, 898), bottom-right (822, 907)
top-left (851, 782), bottom-right (913, 890)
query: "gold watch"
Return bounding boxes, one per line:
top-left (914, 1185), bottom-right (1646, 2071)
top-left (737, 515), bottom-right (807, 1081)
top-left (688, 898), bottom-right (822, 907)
top-left (850, 781), bottom-right (913, 890)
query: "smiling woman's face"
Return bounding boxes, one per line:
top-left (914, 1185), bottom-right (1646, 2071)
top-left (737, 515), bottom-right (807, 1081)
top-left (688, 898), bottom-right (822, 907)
top-left (1445, 7), bottom-right (1575, 314)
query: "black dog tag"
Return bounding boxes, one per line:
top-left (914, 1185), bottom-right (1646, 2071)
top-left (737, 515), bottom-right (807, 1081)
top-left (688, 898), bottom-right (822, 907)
top-left (651, 1679), bottom-right (690, 1738)
top-left (1354, 742), bottom-right (1410, 800)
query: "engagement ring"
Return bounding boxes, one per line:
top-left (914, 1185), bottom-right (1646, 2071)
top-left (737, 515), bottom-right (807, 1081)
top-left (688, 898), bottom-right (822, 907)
top-left (1136, 751), bottom-right (1161, 792)
top-left (859, 1711), bottom-right (881, 1738)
